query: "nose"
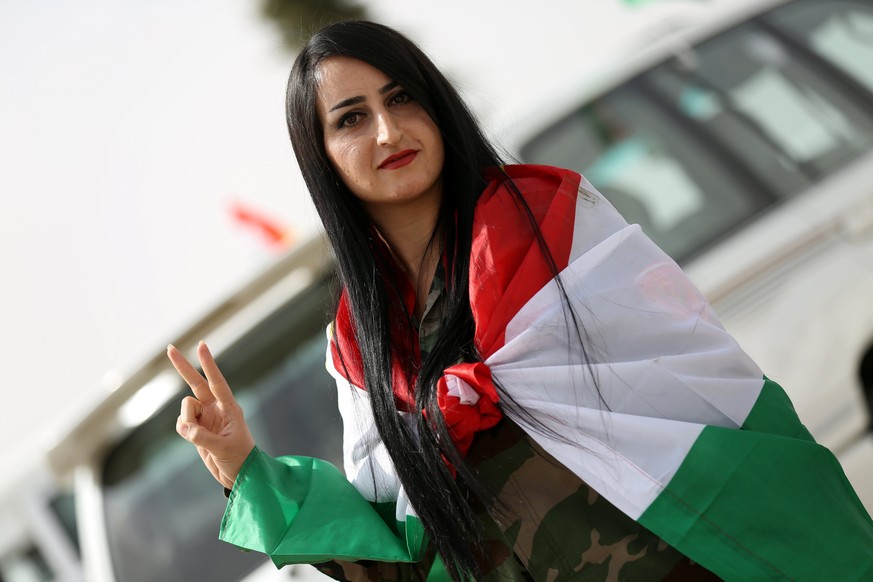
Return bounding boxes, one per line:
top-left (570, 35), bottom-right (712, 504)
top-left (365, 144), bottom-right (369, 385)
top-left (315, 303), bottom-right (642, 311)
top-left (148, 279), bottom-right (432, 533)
top-left (375, 111), bottom-right (401, 147)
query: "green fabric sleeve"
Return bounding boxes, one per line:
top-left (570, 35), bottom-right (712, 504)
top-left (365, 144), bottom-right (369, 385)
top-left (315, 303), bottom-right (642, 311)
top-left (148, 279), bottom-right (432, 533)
top-left (219, 447), bottom-right (427, 567)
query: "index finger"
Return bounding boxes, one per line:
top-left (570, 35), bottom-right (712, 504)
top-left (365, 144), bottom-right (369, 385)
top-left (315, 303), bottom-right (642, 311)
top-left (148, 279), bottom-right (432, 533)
top-left (197, 341), bottom-right (236, 405)
top-left (167, 344), bottom-right (214, 404)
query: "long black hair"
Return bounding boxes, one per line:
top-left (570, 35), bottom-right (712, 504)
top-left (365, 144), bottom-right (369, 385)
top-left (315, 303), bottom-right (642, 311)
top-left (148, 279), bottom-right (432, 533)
top-left (286, 20), bottom-right (586, 580)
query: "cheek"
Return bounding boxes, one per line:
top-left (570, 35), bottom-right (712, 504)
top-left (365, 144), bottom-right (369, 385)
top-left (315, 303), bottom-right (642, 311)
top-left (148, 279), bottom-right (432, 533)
top-left (426, 126), bottom-right (445, 171)
top-left (432, 135), bottom-right (445, 168)
top-left (328, 142), bottom-right (363, 177)
top-left (422, 120), bottom-right (443, 158)
top-left (327, 142), bottom-right (375, 198)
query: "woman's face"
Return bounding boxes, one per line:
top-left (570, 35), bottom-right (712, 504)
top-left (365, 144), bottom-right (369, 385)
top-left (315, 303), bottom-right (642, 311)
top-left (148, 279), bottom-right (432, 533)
top-left (315, 56), bottom-right (445, 219)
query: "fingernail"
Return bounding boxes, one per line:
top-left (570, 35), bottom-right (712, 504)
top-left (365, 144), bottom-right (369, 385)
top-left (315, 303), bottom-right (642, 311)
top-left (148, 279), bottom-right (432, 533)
top-left (180, 424), bottom-right (189, 438)
top-left (167, 344), bottom-right (175, 352)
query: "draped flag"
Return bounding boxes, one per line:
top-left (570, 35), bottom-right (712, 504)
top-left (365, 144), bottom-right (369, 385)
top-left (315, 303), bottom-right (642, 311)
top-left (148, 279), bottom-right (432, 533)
top-left (219, 165), bottom-right (873, 580)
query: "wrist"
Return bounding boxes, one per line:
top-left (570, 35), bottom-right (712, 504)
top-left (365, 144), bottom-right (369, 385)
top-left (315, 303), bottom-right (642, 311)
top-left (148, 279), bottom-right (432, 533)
top-left (224, 444), bottom-right (257, 490)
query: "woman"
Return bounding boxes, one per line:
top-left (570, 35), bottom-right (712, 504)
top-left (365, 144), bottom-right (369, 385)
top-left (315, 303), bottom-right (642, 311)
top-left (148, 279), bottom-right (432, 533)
top-left (167, 20), bottom-right (873, 581)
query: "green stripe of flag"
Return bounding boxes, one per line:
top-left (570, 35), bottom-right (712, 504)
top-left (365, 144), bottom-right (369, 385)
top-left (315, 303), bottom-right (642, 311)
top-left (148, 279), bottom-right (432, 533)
top-left (639, 379), bottom-right (873, 580)
top-left (742, 377), bottom-right (815, 440)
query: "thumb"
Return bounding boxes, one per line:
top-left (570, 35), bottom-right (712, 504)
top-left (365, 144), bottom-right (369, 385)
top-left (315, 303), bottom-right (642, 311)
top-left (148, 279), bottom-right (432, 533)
top-left (178, 421), bottom-right (222, 450)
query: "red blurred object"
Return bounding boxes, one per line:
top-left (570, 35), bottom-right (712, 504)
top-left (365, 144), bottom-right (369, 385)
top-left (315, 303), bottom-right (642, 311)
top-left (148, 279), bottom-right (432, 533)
top-left (228, 201), bottom-right (295, 251)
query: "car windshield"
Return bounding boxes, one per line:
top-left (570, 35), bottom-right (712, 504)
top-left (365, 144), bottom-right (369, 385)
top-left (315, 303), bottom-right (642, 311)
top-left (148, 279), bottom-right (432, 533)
top-left (520, 1), bottom-right (873, 263)
top-left (100, 276), bottom-right (342, 582)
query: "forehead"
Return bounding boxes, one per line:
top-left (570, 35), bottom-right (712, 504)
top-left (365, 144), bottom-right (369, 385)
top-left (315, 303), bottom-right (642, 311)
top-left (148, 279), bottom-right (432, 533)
top-left (315, 56), bottom-right (393, 112)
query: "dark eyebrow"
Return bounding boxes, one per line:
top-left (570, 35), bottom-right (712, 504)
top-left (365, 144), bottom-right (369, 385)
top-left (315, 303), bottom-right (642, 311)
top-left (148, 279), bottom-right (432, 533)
top-left (379, 81), bottom-right (399, 95)
top-left (328, 81), bottom-right (399, 112)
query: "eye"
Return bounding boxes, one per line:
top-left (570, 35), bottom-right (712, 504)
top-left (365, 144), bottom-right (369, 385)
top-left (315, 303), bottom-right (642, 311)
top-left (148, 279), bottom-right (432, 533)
top-left (388, 91), bottom-right (412, 106)
top-left (336, 111), bottom-right (362, 129)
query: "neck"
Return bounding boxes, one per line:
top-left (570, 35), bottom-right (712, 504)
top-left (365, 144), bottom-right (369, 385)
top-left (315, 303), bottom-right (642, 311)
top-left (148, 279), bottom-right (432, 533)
top-left (366, 195), bottom-right (441, 319)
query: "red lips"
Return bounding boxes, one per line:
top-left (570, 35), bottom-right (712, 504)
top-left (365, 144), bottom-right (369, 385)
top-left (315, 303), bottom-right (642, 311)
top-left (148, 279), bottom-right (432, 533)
top-left (378, 149), bottom-right (418, 170)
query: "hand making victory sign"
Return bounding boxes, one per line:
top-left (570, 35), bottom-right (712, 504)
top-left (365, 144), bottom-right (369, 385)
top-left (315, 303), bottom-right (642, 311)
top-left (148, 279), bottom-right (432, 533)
top-left (167, 341), bottom-right (255, 489)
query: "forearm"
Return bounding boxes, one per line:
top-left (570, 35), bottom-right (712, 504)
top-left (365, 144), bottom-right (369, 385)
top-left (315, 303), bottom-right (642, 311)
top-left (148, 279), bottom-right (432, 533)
top-left (220, 447), bottom-right (426, 566)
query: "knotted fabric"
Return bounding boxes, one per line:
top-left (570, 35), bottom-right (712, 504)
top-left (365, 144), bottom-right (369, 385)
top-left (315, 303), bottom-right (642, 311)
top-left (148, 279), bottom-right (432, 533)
top-left (436, 362), bottom-right (501, 456)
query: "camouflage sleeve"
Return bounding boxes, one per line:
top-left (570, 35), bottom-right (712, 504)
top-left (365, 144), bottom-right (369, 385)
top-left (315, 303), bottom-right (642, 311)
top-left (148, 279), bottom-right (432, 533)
top-left (312, 547), bottom-right (439, 582)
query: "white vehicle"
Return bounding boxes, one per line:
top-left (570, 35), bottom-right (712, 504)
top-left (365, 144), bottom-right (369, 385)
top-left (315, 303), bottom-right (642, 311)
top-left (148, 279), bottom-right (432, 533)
top-left (507, 0), bottom-right (873, 506)
top-left (0, 465), bottom-right (82, 582)
top-left (15, 0), bottom-right (872, 580)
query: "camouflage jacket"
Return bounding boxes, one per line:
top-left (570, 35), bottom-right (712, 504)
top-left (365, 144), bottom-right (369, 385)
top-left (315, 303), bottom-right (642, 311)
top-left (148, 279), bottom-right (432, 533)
top-left (314, 269), bottom-right (720, 582)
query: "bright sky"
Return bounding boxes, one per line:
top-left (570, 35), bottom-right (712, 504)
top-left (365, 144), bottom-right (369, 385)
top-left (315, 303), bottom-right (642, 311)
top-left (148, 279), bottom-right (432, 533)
top-left (0, 0), bottom-right (657, 482)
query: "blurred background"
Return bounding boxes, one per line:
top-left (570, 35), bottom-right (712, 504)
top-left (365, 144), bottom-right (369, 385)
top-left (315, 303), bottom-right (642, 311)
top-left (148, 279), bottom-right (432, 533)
top-left (2, 0), bottom-right (873, 580)
top-left (0, 0), bottom-right (636, 476)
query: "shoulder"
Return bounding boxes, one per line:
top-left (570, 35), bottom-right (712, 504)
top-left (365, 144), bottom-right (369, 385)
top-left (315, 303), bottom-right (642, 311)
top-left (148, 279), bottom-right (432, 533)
top-left (479, 164), bottom-right (581, 208)
top-left (473, 164), bottom-right (582, 248)
top-left (469, 165), bottom-right (632, 356)
top-left (473, 164), bottom-right (630, 263)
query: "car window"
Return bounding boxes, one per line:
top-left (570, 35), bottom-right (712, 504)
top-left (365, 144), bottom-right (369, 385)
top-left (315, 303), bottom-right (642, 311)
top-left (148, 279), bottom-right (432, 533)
top-left (520, 82), bottom-right (764, 262)
top-left (520, 1), bottom-right (873, 263)
top-left (649, 21), bottom-right (873, 189)
top-left (100, 276), bottom-right (342, 582)
top-left (768, 0), bottom-right (873, 94)
top-left (48, 490), bottom-right (79, 557)
top-left (0, 544), bottom-right (53, 582)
